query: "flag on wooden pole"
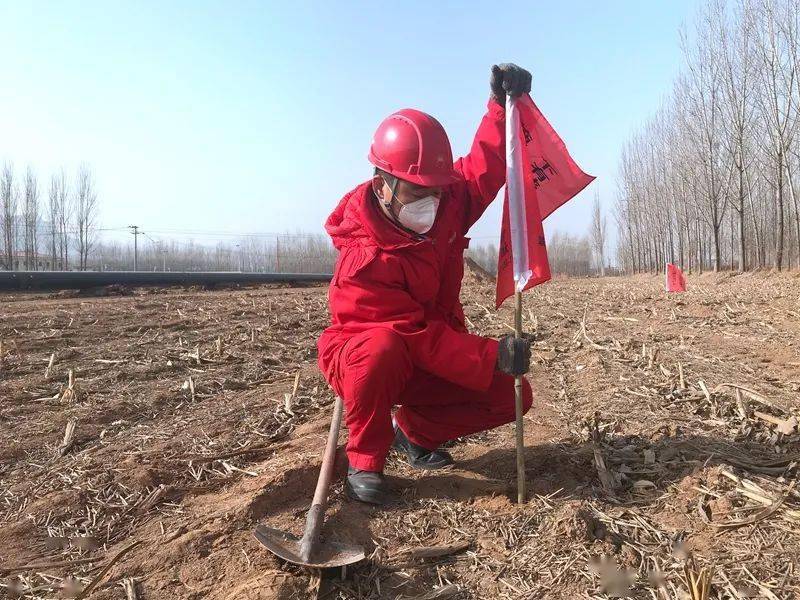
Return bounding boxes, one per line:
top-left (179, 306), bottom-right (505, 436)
top-left (501, 94), bottom-right (594, 504)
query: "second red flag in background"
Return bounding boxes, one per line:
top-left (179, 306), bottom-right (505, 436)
top-left (666, 263), bottom-right (687, 293)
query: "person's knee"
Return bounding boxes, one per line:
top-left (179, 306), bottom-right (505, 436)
top-left (345, 329), bottom-right (412, 399)
top-left (487, 373), bottom-right (533, 424)
top-left (367, 329), bottom-right (411, 373)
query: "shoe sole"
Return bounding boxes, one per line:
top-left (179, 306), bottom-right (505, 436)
top-left (391, 443), bottom-right (455, 471)
top-left (406, 458), bottom-right (455, 471)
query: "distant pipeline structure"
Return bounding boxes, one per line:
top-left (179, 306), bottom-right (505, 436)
top-left (0, 271), bottom-right (333, 292)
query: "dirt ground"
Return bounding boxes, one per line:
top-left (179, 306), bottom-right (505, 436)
top-left (1, 271), bottom-right (799, 599)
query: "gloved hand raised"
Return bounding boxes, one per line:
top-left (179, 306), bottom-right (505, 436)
top-left (490, 63), bottom-right (532, 106)
top-left (496, 333), bottom-right (533, 377)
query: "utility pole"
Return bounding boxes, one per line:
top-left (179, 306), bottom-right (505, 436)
top-left (128, 225), bottom-right (143, 271)
top-left (275, 236), bottom-right (280, 273)
top-left (160, 243), bottom-right (167, 271)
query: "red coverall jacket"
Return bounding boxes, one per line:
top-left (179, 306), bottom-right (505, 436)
top-left (319, 101), bottom-right (505, 385)
top-left (318, 101), bottom-right (530, 471)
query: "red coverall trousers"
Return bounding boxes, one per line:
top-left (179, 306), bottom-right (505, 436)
top-left (333, 327), bottom-right (533, 472)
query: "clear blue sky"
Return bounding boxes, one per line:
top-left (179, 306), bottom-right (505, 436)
top-left (0, 0), bottom-right (699, 249)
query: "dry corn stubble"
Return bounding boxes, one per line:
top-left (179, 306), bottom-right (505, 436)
top-left (0, 272), bottom-right (799, 599)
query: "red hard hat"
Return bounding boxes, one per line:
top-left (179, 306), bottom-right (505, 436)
top-left (368, 109), bottom-right (462, 187)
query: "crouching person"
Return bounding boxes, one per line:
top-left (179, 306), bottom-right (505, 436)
top-left (318, 64), bottom-right (534, 505)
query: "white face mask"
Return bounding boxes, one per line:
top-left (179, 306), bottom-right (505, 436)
top-left (396, 196), bottom-right (440, 234)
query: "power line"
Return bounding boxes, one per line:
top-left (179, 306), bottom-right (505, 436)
top-left (106, 225), bottom-right (501, 242)
top-left (37, 222), bottom-right (501, 245)
top-left (143, 228), bottom-right (327, 238)
top-left (141, 231), bottom-right (169, 271)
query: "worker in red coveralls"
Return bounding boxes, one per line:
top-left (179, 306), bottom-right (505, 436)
top-left (318, 64), bottom-right (534, 505)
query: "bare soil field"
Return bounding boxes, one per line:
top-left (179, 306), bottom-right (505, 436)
top-left (1, 271), bottom-right (799, 599)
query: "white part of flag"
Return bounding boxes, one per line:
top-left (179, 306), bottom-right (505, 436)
top-left (506, 96), bottom-right (531, 292)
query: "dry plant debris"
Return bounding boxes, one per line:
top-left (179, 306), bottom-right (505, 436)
top-left (1, 270), bottom-right (799, 599)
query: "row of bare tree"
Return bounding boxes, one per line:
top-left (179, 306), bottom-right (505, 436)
top-left (468, 230), bottom-right (601, 278)
top-left (616, 0), bottom-right (800, 273)
top-left (465, 187), bottom-right (609, 278)
top-left (89, 234), bottom-right (338, 273)
top-left (0, 163), bottom-right (98, 271)
top-left (88, 233), bottom-right (598, 278)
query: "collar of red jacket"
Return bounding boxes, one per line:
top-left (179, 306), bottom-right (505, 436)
top-left (325, 181), bottom-right (435, 251)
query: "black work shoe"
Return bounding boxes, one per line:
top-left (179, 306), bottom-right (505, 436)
top-left (392, 426), bottom-right (454, 470)
top-left (345, 467), bottom-right (391, 505)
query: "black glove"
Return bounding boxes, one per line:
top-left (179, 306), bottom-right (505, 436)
top-left (490, 63), bottom-right (532, 106)
top-left (496, 334), bottom-right (533, 376)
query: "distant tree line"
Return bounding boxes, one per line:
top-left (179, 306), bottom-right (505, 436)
top-left (0, 162), bottom-right (98, 271)
top-left (90, 232), bottom-right (601, 278)
top-left (0, 158), bottom-right (610, 278)
top-left (95, 231), bottom-right (600, 278)
top-left (616, 0), bottom-right (800, 274)
top-left (468, 231), bottom-right (600, 278)
top-left (90, 234), bottom-right (338, 274)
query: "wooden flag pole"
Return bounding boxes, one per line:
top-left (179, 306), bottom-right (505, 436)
top-left (514, 290), bottom-right (526, 503)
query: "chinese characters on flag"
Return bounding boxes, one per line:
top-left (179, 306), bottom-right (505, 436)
top-left (496, 95), bottom-right (595, 308)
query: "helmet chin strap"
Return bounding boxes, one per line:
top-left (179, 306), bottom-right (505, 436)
top-left (377, 175), bottom-right (423, 237)
top-left (381, 174), bottom-right (399, 215)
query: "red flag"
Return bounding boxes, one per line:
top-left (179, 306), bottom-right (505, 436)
top-left (496, 95), bottom-right (595, 308)
top-left (666, 263), bottom-right (686, 292)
